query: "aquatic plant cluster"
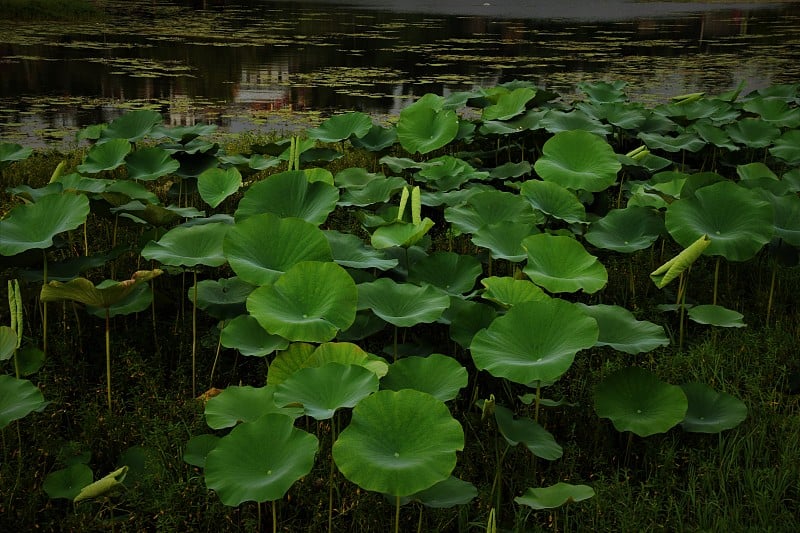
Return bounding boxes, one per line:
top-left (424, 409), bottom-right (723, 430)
top-left (1, 80), bottom-right (799, 531)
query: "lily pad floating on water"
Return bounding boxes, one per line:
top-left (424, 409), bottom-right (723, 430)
top-left (515, 482), bottom-right (595, 510)
top-left (204, 413), bottom-right (318, 506)
top-left (679, 382), bottom-right (747, 433)
top-left (594, 367), bottom-right (687, 437)
top-left (333, 389), bottom-right (464, 497)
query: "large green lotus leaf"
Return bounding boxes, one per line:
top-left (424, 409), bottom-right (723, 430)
top-left (769, 130), bottom-right (800, 165)
top-left (638, 131), bottom-right (706, 153)
top-left (585, 207), bottom-right (664, 253)
top-left (0, 375), bottom-right (47, 429)
top-left (470, 299), bottom-right (598, 385)
top-left (77, 138), bottom-right (132, 173)
top-left (308, 111), bottom-right (373, 142)
top-left (87, 280), bottom-right (153, 318)
top-left (594, 367), bottom-right (687, 437)
top-left (335, 167), bottom-right (386, 188)
top-left (370, 219), bottom-right (434, 249)
top-left (725, 118), bottom-right (781, 148)
top-left (737, 162), bottom-right (778, 182)
top-left (480, 276), bottom-right (549, 308)
top-left (267, 343), bottom-right (317, 386)
top-left (379, 156), bottom-right (422, 173)
top-left (443, 297), bottom-right (497, 349)
top-left (220, 315), bottom-right (289, 357)
top-left (43, 464), bottom-right (94, 500)
top-left (247, 261), bottom-right (357, 342)
top-left (408, 251), bottom-right (482, 295)
top-left (381, 354), bottom-right (467, 402)
top-left (338, 310), bottom-right (388, 342)
top-left (358, 278), bottom-right (450, 328)
top-left (578, 80), bottom-right (627, 103)
top-left (490, 161), bottom-right (532, 180)
top-left (522, 234), bottom-right (608, 294)
top-left (687, 304), bottom-right (746, 328)
top-left (274, 363), bottom-right (379, 420)
top-left (445, 190), bottom-right (541, 235)
top-left (576, 304), bottom-right (669, 354)
top-left (224, 213), bottom-right (332, 286)
top-left (541, 109), bottom-right (612, 136)
top-left (141, 221), bottom-right (229, 267)
top-left (688, 121), bottom-right (739, 151)
top-left (15, 346), bottom-right (44, 376)
top-left (494, 405), bottom-right (562, 460)
top-left (416, 156), bottom-right (489, 191)
top-left (0, 192), bottom-right (90, 256)
top-left (350, 123), bottom-right (398, 151)
top-left (665, 181), bottom-right (773, 262)
top-left (481, 87), bottom-right (536, 121)
top-left (584, 102), bottom-right (648, 130)
top-left (324, 230), bottom-right (398, 270)
top-left (125, 147), bottom-right (179, 181)
top-left (0, 326), bottom-right (16, 361)
top-left (332, 389), bottom-right (464, 497)
top-left (397, 93), bottom-right (459, 155)
top-left (403, 476), bottom-right (477, 508)
top-left (235, 171), bottom-right (339, 226)
top-left (310, 342), bottom-right (389, 379)
top-left (205, 413), bottom-right (318, 505)
top-left (99, 109), bottom-right (162, 143)
top-left (41, 269), bottom-right (161, 309)
top-left (515, 483), bottom-right (595, 510)
top-left (680, 383), bottom-right (747, 433)
top-left (193, 277), bottom-right (254, 320)
top-left (104, 179), bottom-right (159, 204)
top-left (152, 122), bottom-right (217, 142)
top-left (204, 385), bottom-right (302, 429)
top-left (183, 434), bottom-right (220, 468)
top-left (197, 166), bottom-right (242, 209)
top-left (0, 142), bottom-right (33, 167)
top-left (471, 221), bottom-right (538, 262)
top-left (338, 176), bottom-right (407, 207)
top-left (767, 193), bottom-right (800, 246)
top-left (533, 131), bottom-right (620, 192)
top-left (520, 180), bottom-right (586, 223)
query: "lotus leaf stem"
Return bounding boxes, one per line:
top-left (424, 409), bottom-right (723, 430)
top-left (766, 265), bottom-right (777, 327)
top-left (712, 257), bottom-right (721, 306)
top-left (394, 495), bottom-right (400, 533)
top-left (106, 308), bottom-right (112, 413)
top-left (191, 270), bottom-right (198, 397)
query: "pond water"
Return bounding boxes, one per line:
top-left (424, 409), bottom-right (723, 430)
top-left (1, 0), bottom-right (799, 146)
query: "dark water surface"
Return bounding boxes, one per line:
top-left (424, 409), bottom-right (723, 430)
top-left (1, 0), bottom-right (799, 146)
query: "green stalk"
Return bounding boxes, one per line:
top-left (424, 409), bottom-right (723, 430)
top-left (328, 416), bottom-right (337, 533)
top-left (272, 500), bottom-right (277, 533)
top-left (712, 257), bottom-right (721, 306)
top-left (192, 270), bottom-right (198, 397)
top-left (393, 326), bottom-right (398, 362)
top-left (394, 495), bottom-right (400, 533)
top-left (766, 265), bottom-right (777, 327)
top-left (42, 251), bottom-right (48, 357)
top-left (106, 308), bottom-right (112, 413)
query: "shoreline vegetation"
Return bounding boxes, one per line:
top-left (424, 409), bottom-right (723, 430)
top-left (1, 81), bottom-right (799, 531)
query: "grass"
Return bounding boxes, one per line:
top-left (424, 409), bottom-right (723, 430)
top-left (0, 0), bottom-right (103, 21)
top-left (1, 146), bottom-right (799, 532)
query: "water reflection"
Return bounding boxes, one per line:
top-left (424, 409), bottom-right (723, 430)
top-left (1, 0), bottom-right (798, 146)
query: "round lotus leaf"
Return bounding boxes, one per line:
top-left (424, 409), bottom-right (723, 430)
top-left (490, 161), bottom-right (532, 180)
top-left (445, 190), bottom-right (541, 235)
top-left (125, 146), bottom-right (180, 182)
top-left (197, 166), bottom-right (242, 209)
top-left (358, 278), bottom-right (450, 328)
top-left (443, 297), bottom-right (497, 349)
top-left (470, 299), bottom-right (598, 385)
top-left (224, 213), bottom-right (332, 286)
top-left (310, 342), bottom-right (389, 379)
top-left (578, 80), bottom-right (627, 103)
top-left (235, 171), bottom-right (339, 226)
top-left (395, 476), bottom-right (477, 508)
top-left (680, 383), bottom-right (747, 433)
top-left (332, 389), bottom-right (464, 497)
top-left (0, 375), bottom-right (48, 429)
top-left (43, 464), bottom-right (94, 500)
top-left (520, 179), bottom-right (586, 224)
top-left (324, 230), bottom-right (398, 270)
top-left (99, 109), bottom-right (162, 143)
top-left (666, 181), bottom-right (773, 262)
top-left (638, 131), bottom-right (706, 153)
top-left (417, 155), bottom-right (489, 191)
top-left (471, 221), bottom-right (538, 262)
top-left (687, 304), bottom-right (746, 328)
top-left (220, 314), bottom-right (289, 357)
top-left (522, 234), bottom-right (608, 294)
top-left (397, 94), bottom-right (459, 155)
top-left (267, 343), bottom-right (317, 387)
top-left (541, 109), bottom-right (612, 136)
top-left (142, 221), bottom-right (230, 268)
top-left (770, 130), bottom-right (800, 165)
top-left (77, 138), bottom-right (132, 173)
top-left (204, 385), bottom-right (302, 430)
top-left (205, 413), bottom-right (318, 505)
top-left (338, 175), bottom-right (407, 207)
top-left (594, 367), bottom-right (687, 437)
top-left (0, 142), bottom-right (32, 167)
top-left (494, 405), bottom-right (563, 460)
top-left (247, 261), bottom-right (357, 342)
top-left (350, 123), bottom-right (398, 151)
top-left (381, 354), bottom-right (467, 401)
top-left (183, 434), bottom-right (220, 468)
top-left (480, 276), bottom-right (549, 308)
top-left (408, 251), bottom-right (482, 295)
top-left (370, 218), bottom-right (435, 249)
top-left (576, 304), bottom-right (669, 354)
top-left (274, 363), bottom-right (379, 420)
top-left (585, 206), bottom-right (664, 253)
top-left (308, 111), bottom-right (373, 143)
top-left (725, 118), bottom-right (781, 148)
top-left (193, 277), bottom-right (254, 320)
top-left (766, 192), bottom-right (800, 247)
top-left (0, 192), bottom-right (90, 256)
top-left (515, 482), bottom-right (595, 510)
top-left (533, 131), bottom-right (620, 192)
top-left (481, 87), bottom-right (536, 121)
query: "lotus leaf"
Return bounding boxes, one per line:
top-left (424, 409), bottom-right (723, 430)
top-left (408, 251), bottom-right (482, 295)
top-left (350, 124), bottom-right (398, 151)
top-left (332, 389), bottom-right (464, 496)
top-left (142, 221), bottom-right (229, 267)
top-left (585, 207), bottom-right (664, 253)
top-left (41, 270), bottom-right (161, 309)
top-left (522, 234), bottom-right (608, 294)
top-left (769, 130), bottom-right (800, 165)
top-left (576, 304), bottom-right (669, 354)
top-left (0, 375), bottom-right (47, 429)
top-left (515, 482), bottom-right (595, 510)
top-left (125, 147), bottom-right (179, 181)
top-left (480, 276), bottom-right (548, 308)
top-left (235, 171), bottom-right (339, 225)
top-left (541, 109), bottom-right (612, 135)
top-left (482, 87), bottom-right (536, 121)
top-left (445, 190), bottom-right (541, 234)
top-left (220, 315), bottom-right (289, 357)
top-left (43, 464), bottom-right (94, 500)
top-left (0, 192), bottom-right (90, 256)
top-left (470, 299), bottom-right (598, 385)
top-left (725, 118), bottom-right (781, 148)
top-left (183, 434), bottom-right (220, 468)
top-left (687, 304), bottom-right (746, 328)
top-left (594, 367), bottom-right (687, 437)
top-left (650, 234), bottom-right (711, 288)
top-left (381, 354), bottom-right (467, 401)
top-left (205, 413), bottom-right (318, 505)
top-left (324, 230), bottom-right (398, 270)
top-left (680, 383), bottom-right (747, 433)
top-left (0, 142), bottom-right (33, 168)
top-left (578, 80), bottom-right (627, 103)
top-left (520, 180), bottom-right (586, 224)
top-left (370, 218), bottom-right (434, 249)
top-left (204, 385), bottom-right (302, 429)
top-left (396, 93), bottom-right (459, 155)
top-left (443, 297), bottom-right (497, 348)
top-left (402, 476), bottom-right (477, 508)
top-left (417, 156), bottom-right (489, 191)
top-left (197, 166), bottom-right (242, 209)
top-left (494, 405), bottom-right (563, 460)
top-left (99, 109), bottom-right (162, 143)
top-left (307, 111), bottom-right (372, 143)
top-left (533, 130), bottom-right (620, 192)
top-left (471, 221), bottom-right (538, 262)
top-left (358, 278), bottom-right (450, 328)
top-left (0, 326), bottom-right (17, 360)
top-left (77, 138), bottom-right (132, 173)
